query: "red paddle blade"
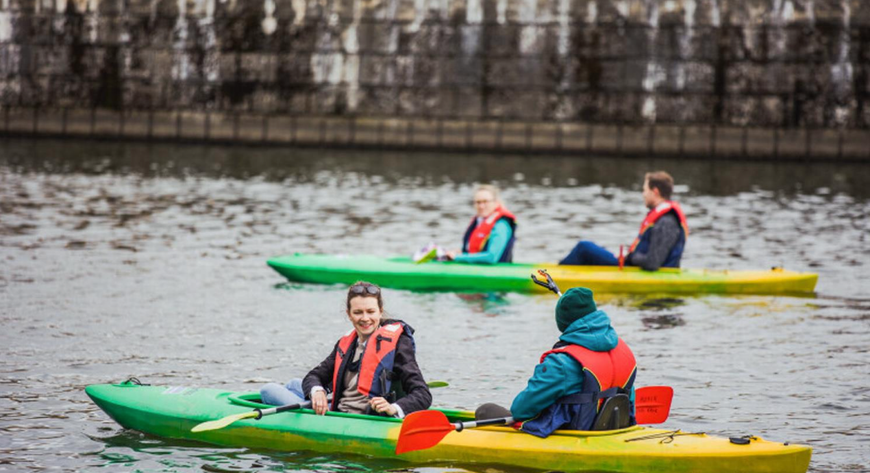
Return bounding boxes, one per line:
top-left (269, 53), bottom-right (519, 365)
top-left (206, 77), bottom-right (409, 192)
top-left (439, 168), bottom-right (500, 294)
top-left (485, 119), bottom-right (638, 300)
top-left (396, 410), bottom-right (456, 454)
top-left (635, 386), bottom-right (673, 424)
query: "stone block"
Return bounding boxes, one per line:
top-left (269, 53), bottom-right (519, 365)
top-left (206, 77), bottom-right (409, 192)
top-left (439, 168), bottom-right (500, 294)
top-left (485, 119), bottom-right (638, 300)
top-left (351, 117), bottom-right (381, 146)
top-left (381, 119), bottom-right (409, 147)
top-left (469, 121), bottom-right (499, 149)
top-left (295, 117), bottom-right (324, 144)
top-left (178, 111), bottom-right (207, 140)
top-left (808, 129), bottom-right (840, 159)
top-left (500, 122), bottom-right (529, 150)
top-left (652, 125), bottom-right (682, 156)
top-left (530, 123), bottom-right (559, 151)
top-left (441, 120), bottom-right (470, 149)
top-left (408, 119), bottom-right (440, 148)
top-left (265, 116), bottom-right (295, 143)
top-left (621, 125), bottom-right (651, 155)
top-left (559, 123), bottom-right (590, 152)
top-left (6, 108), bottom-right (35, 134)
top-left (713, 126), bottom-right (744, 157)
top-left (323, 117), bottom-right (352, 145)
top-left (590, 125), bottom-right (619, 154)
top-left (151, 111), bottom-right (177, 138)
top-left (35, 108), bottom-right (65, 134)
top-left (209, 113), bottom-right (236, 141)
top-left (841, 130), bottom-right (870, 160)
top-left (122, 111), bottom-right (151, 138)
top-left (682, 126), bottom-right (712, 156)
top-left (93, 109), bottom-right (121, 137)
top-left (237, 114), bottom-right (266, 141)
top-left (66, 109), bottom-right (93, 136)
top-left (745, 128), bottom-right (775, 157)
top-left (776, 129), bottom-right (808, 158)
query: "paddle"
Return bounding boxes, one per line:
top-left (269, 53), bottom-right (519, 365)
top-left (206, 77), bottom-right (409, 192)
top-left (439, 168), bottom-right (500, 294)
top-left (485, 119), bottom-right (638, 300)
top-left (531, 269), bottom-right (562, 296)
top-left (191, 380), bottom-right (450, 433)
top-left (192, 400), bottom-right (311, 432)
top-left (396, 385), bottom-right (674, 454)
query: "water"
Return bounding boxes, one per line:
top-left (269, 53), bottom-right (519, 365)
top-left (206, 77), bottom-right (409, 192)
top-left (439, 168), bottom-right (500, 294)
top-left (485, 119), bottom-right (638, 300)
top-left (1, 139), bottom-right (869, 472)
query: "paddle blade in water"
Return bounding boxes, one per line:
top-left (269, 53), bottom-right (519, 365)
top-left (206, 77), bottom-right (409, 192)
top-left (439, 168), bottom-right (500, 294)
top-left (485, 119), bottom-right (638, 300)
top-left (191, 411), bottom-right (259, 433)
top-left (635, 386), bottom-right (673, 425)
top-left (395, 410), bottom-right (456, 454)
top-left (426, 381), bottom-right (449, 389)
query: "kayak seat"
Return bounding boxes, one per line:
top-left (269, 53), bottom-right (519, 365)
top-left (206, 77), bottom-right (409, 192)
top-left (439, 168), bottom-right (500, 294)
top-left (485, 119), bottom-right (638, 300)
top-left (591, 394), bottom-right (631, 431)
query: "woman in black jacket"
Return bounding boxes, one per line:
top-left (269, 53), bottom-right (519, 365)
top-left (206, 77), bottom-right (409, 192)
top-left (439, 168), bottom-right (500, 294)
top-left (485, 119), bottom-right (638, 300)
top-left (260, 282), bottom-right (431, 418)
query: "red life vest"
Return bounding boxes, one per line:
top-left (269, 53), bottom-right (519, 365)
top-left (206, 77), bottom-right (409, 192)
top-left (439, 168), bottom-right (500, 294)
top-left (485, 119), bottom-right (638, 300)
top-left (629, 201), bottom-right (689, 253)
top-left (541, 339), bottom-right (637, 395)
top-left (331, 323), bottom-right (405, 410)
top-left (464, 206), bottom-right (517, 254)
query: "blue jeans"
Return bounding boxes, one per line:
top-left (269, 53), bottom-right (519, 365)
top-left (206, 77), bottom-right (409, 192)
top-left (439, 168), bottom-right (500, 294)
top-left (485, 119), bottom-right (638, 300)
top-left (559, 241), bottom-right (619, 266)
top-left (260, 378), bottom-right (306, 406)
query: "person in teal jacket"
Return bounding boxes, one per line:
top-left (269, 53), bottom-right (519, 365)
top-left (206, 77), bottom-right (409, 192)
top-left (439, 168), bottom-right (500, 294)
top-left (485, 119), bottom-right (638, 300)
top-left (476, 288), bottom-right (637, 437)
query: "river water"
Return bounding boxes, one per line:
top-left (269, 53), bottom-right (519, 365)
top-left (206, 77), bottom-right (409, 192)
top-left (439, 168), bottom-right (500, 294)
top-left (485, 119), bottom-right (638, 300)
top-left (1, 139), bottom-right (868, 472)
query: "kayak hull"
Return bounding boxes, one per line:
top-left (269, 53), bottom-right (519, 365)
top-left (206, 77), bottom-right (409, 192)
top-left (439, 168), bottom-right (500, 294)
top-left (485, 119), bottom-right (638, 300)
top-left (267, 254), bottom-right (818, 295)
top-left (86, 383), bottom-right (811, 473)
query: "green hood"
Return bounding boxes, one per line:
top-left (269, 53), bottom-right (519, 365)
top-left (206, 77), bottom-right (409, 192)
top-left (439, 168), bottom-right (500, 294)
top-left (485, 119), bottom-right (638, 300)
top-left (557, 309), bottom-right (618, 352)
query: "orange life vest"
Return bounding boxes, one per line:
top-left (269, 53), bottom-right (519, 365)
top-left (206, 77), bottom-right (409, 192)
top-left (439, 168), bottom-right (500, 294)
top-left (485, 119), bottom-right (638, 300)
top-left (464, 206), bottom-right (517, 254)
top-left (331, 323), bottom-right (405, 410)
top-left (629, 201), bottom-right (689, 253)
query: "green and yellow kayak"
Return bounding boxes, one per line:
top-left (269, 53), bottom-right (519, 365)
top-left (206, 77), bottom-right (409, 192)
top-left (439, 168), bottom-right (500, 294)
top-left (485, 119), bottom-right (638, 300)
top-left (86, 383), bottom-right (811, 473)
top-left (267, 254), bottom-right (818, 295)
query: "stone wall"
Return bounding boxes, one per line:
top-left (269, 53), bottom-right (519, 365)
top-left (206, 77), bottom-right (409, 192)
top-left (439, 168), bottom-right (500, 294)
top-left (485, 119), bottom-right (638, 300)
top-left (1, 0), bottom-right (869, 157)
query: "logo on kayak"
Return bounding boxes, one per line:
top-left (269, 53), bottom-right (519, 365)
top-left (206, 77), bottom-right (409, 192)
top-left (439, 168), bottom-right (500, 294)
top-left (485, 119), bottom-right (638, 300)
top-left (163, 386), bottom-right (199, 396)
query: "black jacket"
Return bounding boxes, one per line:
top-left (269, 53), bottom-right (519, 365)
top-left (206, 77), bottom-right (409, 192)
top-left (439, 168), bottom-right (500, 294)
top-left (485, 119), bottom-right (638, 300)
top-left (302, 319), bottom-right (432, 415)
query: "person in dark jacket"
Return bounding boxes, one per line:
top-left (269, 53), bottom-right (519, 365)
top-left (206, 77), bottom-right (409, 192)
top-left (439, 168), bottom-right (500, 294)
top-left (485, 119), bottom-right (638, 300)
top-left (260, 282), bottom-right (431, 418)
top-left (559, 171), bottom-right (688, 271)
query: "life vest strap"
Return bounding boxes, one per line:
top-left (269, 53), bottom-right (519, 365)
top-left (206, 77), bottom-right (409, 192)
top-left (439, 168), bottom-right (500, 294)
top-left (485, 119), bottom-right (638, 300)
top-left (555, 387), bottom-right (620, 405)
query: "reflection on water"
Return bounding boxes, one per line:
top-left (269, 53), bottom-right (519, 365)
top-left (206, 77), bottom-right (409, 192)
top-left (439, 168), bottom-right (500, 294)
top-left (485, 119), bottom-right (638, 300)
top-left (1, 139), bottom-right (869, 472)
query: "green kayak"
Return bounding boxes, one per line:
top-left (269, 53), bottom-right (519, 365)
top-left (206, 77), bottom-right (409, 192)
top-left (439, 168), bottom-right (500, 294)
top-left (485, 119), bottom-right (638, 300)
top-left (267, 253), bottom-right (818, 295)
top-left (86, 382), bottom-right (811, 473)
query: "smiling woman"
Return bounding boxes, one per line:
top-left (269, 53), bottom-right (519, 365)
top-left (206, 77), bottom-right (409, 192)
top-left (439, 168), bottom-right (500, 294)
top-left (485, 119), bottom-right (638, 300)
top-left (260, 281), bottom-right (432, 418)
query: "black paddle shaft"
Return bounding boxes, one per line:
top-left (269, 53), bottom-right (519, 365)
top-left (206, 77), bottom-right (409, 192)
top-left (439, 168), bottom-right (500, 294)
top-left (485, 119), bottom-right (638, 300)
top-left (254, 400), bottom-right (312, 419)
top-left (454, 416), bottom-right (515, 432)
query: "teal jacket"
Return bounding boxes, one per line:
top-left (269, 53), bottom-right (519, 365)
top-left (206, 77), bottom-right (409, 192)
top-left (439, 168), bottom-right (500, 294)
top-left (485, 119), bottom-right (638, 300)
top-left (510, 310), bottom-right (632, 420)
top-left (454, 219), bottom-right (513, 264)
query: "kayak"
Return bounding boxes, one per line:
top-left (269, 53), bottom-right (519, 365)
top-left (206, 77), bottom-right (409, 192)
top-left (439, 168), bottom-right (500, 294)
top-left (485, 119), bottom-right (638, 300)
top-left (266, 253), bottom-right (818, 295)
top-left (86, 382), bottom-right (811, 473)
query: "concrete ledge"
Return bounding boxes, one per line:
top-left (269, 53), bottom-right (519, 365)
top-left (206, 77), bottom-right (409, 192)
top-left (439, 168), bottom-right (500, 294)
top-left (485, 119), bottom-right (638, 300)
top-left (530, 123), bottom-right (558, 150)
top-left (653, 125), bottom-right (682, 156)
top-left (714, 127), bottom-right (743, 157)
top-left (590, 125), bottom-right (619, 154)
top-left (151, 111), bottom-right (177, 138)
top-left (94, 109), bottom-right (121, 137)
top-left (500, 122), bottom-right (529, 150)
top-left (622, 126), bottom-right (651, 155)
top-left (683, 126), bottom-right (712, 156)
top-left (35, 108), bottom-right (65, 134)
top-left (66, 109), bottom-right (93, 136)
top-left (560, 123), bottom-right (589, 152)
top-left (469, 121), bottom-right (498, 149)
top-left (441, 120), bottom-right (470, 149)
top-left (777, 129), bottom-right (807, 158)
top-left (2, 107), bottom-right (868, 161)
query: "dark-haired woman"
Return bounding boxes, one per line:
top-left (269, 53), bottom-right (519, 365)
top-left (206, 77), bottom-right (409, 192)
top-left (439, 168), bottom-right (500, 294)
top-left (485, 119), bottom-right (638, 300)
top-left (260, 282), bottom-right (431, 418)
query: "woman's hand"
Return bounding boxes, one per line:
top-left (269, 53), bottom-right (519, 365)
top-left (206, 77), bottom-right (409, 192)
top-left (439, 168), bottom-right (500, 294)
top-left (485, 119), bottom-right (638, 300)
top-left (445, 250), bottom-right (459, 261)
top-left (369, 397), bottom-right (397, 416)
top-left (312, 390), bottom-right (328, 415)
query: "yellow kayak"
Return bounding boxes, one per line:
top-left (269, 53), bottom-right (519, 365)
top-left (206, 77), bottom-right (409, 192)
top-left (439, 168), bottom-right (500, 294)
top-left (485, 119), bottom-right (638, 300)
top-left (267, 254), bottom-right (818, 295)
top-left (86, 383), bottom-right (812, 473)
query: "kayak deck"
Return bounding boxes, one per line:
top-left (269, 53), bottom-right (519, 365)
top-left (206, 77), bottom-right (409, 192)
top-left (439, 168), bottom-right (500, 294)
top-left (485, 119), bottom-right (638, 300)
top-left (267, 253), bottom-right (818, 295)
top-left (86, 383), bottom-right (811, 473)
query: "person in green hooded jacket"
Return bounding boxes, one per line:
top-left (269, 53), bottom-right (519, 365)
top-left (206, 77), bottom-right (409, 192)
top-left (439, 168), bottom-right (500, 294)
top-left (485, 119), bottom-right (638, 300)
top-left (476, 288), bottom-right (637, 437)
